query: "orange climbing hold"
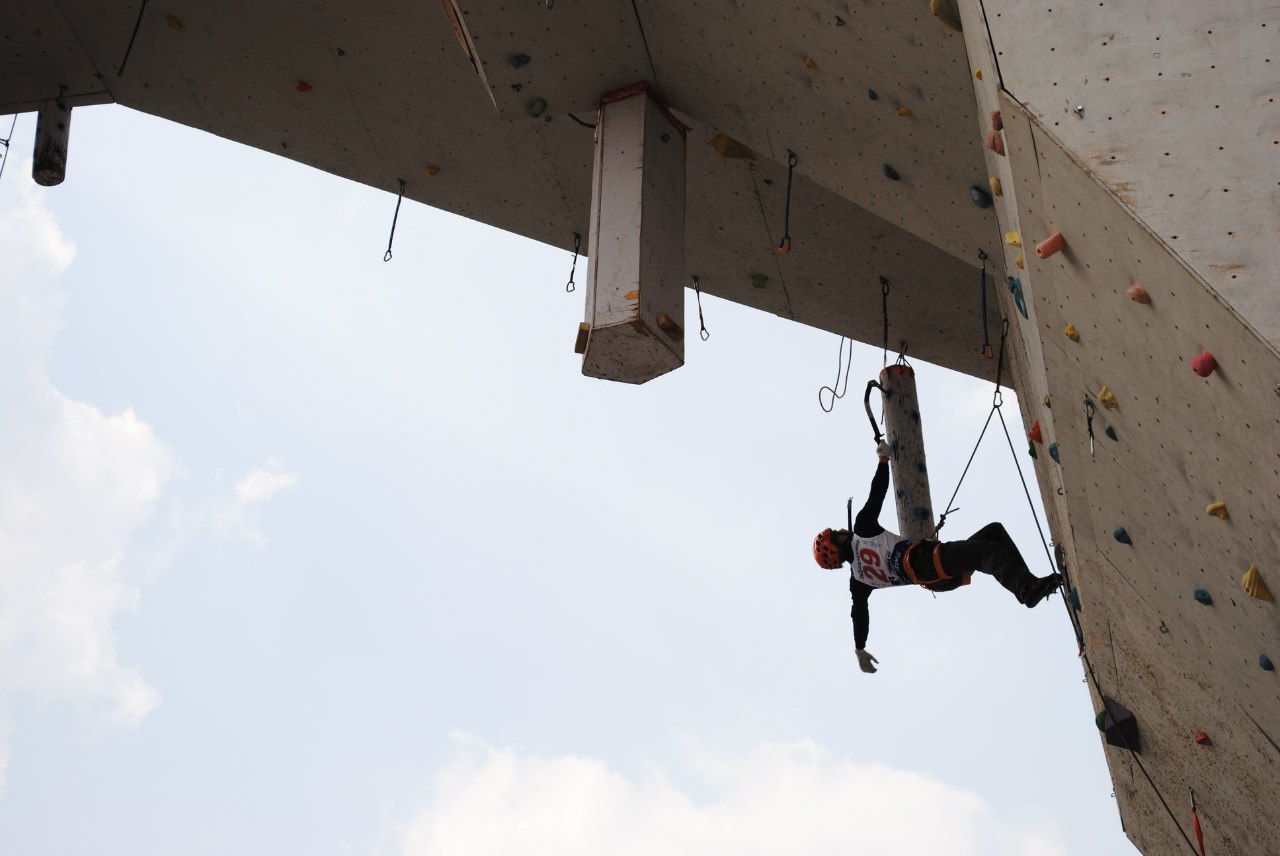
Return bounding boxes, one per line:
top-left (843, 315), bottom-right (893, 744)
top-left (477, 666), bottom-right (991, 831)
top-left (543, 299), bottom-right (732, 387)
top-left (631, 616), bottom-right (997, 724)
top-left (1028, 421), bottom-right (1043, 443)
top-left (985, 130), bottom-right (1005, 156)
top-left (1064, 324), bottom-right (1079, 341)
top-left (1191, 352), bottom-right (1217, 377)
top-left (1205, 501), bottom-right (1228, 520)
top-left (1195, 730), bottom-right (1211, 745)
top-left (896, 107), bottom-right (912, 117)
top-left (1127, 284), bottom-right (1151, 304)
top-left (1242, 565), bottom-right (1273, 602)
top-left (1036, 232), bottom-right (1066, 259)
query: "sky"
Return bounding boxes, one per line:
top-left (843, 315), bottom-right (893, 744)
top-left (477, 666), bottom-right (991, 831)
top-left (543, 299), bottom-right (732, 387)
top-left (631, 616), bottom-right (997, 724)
top-left (0, 105), bottom-right (1135, 854)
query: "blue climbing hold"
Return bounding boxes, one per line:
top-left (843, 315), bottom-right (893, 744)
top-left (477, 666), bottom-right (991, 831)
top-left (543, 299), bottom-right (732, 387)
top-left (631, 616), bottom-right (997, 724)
top-left (1048, 442), bottom-right (1061, 464)
top-left (1105, 424), bottom-right (1117, 441)
top-left (1068, 587), bottom-right (1081, 611)
top-left (1114, 526), bottom-right (1132, 545)
top-left (510, 53), bottom-right (532, 69)
top-left (1261, 654), bottom-right (1275, 672)
top-left (868, 89), bottom-right (880, 101)
top-left (1193, 588), bottom-right (1212, 605)
top-left (1007, 276), bottom-right (1028, 319)
top-left (912, 506), bottom-right (930, 521)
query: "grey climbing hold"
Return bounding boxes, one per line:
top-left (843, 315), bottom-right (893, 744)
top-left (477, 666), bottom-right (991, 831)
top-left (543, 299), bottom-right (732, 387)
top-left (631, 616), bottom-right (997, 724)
top-left (1261, 654), bottom-right (1275, 671)
top-left (526, 97), bottom-right (548, 118)
top-left (1007, 276), bottom-right (1028, 319)
top-left (970, 185), bottom-right (992, 208)
top-left (883, 164), bottom-right (901, 181)
top-left (1193, 588), bottom-right (1212, 605)
top-left (868, 89), bottom-right (879, 101)
top-left (1114, 526), bottom-right (1132, 545)
top-left (1048, 442), bottom-right (1060, 464)
top-left (1105, 425), bottom-right (1117, 441)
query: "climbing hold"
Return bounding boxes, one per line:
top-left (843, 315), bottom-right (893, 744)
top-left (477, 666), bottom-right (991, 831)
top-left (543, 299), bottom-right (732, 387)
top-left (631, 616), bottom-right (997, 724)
top-left (1205, 501), bottom-right (1228, 520)
top-left (868, 89), bottom-right (879, 101)
top-left (883, 164), bottom-right (901, 181)
top-left (510, 53), bottom-right (532, 69)
top-left (1028, 420), bottom-right (1043, 443)
top-left (423, 164), bottom-right (440, 176)
top-left (930, 0), bottom-right (963, 31)
top-left (1004, 231), bottom-right (1022, 247)
top-left (750, 273), bottom-right (769, 290)
top-left (969, 186), bottom-right (992, 208)
top-left (804, 56), bottom-right (817, 69)
top-left (1193, 588), bottom-right (1213, 605)
top-left (912, 506), bottom-right (930, 521)
top-left (1194, 730), bottom-right (1212, 745)
top-left (166, 14), bottom-right (183, 29)
top-left (1127, 284), bottom-right (1151, 304)
top-left (1048, 442), bottom-right (1060, 464)
top-left (1028, 440), bottom-right (1038, 459)
top-left (1104, 424), bottom-right (1117, 440)
top-left (1043, 394), bottom-right (1052, 408)
top-left (1097, 385), bottom-right (1118, 408)
top-left (989, 110), bottom-right (1003, 131)
top-left (985, 130), bottom-right (1005, 156)
top-left (1191, 351), bottom-right (1217, 377)
top-left (709, 134), bottom-right (755, 159)
top-left (1068, 587), bottom-right (1081, 611)
top-left (1242, 565), bottom-right (1273, 602)
top-left (296, 81), bottom-right (313, 92)
top-left (1007, 276), bottom-right (1027, 319)
top-left (1064, 324), bottom-right (1079, 341)
top-left (974, 68), bottom-right (983, 80)
top-left (1096, 696), bottom-right (1142, 752)
top-left (896, 106), bottom-right (912, 117)
top-left (1114, 526), bottom-right (1132, 545)
top-left (988, 175), bottom-right (1002, 196)
top-left (1014, 252), bottom-right (1025, 270)
top-left (526, 97), bottom-right (548, 117)
top-left (1261, 654), bottom-right (1275, 672)
top-left (1036, 232), bottom-right (1066, 259)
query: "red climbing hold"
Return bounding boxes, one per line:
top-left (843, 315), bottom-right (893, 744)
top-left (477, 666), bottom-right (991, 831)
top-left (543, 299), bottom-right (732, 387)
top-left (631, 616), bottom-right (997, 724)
top-left (296, 81), bottom-right (313, 92)
top-left (990, 110), bottom-right (1003, 131)
top-left (1191, 352), bottom-right (1217, 377)
top-left (985, 130), bottom-right (1005, 156)
top-left (1028, 420), bottom-right (1043, 443)
top-left (1127, 284), bottom-right (1151, 304)
top-left (1036, 232), bottom-right (1066, 259)
top-left (1194, 730), bottom-right (1211, 745)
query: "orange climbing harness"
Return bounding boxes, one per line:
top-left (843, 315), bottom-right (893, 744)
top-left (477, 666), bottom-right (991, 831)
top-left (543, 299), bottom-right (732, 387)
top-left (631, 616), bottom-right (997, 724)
top-left (902, 542), bottom-right (972, 589)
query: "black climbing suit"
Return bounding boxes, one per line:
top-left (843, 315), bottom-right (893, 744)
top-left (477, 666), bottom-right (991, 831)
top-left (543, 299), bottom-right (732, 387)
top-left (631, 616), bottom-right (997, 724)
top-left (850, 461), bottom-right (1039, 649)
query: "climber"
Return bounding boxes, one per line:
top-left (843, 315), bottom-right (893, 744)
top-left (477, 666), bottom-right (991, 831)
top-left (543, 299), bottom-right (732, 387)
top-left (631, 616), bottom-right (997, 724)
top-left (812, 442), bottom-right (1062, 674)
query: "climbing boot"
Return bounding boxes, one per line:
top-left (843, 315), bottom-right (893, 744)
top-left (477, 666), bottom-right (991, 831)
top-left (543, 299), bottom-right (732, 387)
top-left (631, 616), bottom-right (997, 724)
top-left (1022, 573), bottom-right (1063, 608)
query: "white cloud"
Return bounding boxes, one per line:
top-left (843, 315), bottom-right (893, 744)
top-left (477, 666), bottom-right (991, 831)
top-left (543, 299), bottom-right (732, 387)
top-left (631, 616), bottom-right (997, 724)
top-left (402, 736), bottom-right (1065, 856)
top-left (217, 459), bottom-right (297, 545)
top-left (0, 182), bottom-right (172, 795)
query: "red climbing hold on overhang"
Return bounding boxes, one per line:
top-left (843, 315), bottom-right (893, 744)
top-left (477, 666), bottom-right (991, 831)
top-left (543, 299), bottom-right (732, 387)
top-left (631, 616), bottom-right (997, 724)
top-left (1036, 232), bottom-right (1065, 259)
top-left (1028, 420), bottom-right (1043, 443)
top-left (1191, 352), bottom-right (1217, 377)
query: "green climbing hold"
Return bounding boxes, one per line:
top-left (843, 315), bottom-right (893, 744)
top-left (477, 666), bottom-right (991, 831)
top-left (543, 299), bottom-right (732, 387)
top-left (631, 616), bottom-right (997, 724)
top-left (750, 273), bottom-right (769, 290)
top-left (1193, 588), bottom-right (1212, 605)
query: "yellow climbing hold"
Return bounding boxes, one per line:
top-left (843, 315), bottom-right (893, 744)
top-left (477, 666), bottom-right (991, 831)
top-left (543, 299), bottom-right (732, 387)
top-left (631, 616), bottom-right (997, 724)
top-left (1098, 386), bottom-right (1118, 408)
top-left (989, 176), bottom-right (1003, 196)
top-left (1206, 501), bottom-right (1228, 520)
top-left (930, 0), bottom-right (963, 31)
top-left (424, 164), bottom-right (440, 176)
top-left (974, 68), bottom-right (983, 80)
top-left (1004, 231), bottom-right (1022, 247)
top-left (896, 107), bottom-right (912, 117)
top-left (1243, 565), bottom-right (1273, 602)
top-left (709, 134), bottom-right (755, 160)
top-left (1064, 325), bottom-right (1079, 341)
top-left (1014, 252), bottom-right (1025, 269)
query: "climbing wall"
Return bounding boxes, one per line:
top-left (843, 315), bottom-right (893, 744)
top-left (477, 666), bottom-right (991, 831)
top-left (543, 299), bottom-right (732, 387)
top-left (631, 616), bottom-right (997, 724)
top-left (954, 5), bottom-right (1280, 843)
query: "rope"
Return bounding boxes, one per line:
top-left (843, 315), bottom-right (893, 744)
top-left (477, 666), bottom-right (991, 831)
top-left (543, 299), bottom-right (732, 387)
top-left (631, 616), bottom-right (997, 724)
top-left (383, 178), bottom-right (406, 262)
top-left (777, 150), bottom-right (797, 253)
top-left (880, 276), bottom-right (891, 367)
top-left (818, 336), bottom-right (853, 412)
top-left (0, 114), bottom-right (16, 187)
top-left (692, 275), bottom-right (709, 340)
top-left (978, 249), bottom-right (993, 359)
top-left (117, 0), bottom-right (151, 77)
top-left (565, 232), bottom-right (581, 292)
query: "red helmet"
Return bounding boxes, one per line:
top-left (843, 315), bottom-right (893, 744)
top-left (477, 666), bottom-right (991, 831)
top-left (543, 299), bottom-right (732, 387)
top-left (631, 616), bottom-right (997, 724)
top-left (813, 528), bottom-right (844, 569)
